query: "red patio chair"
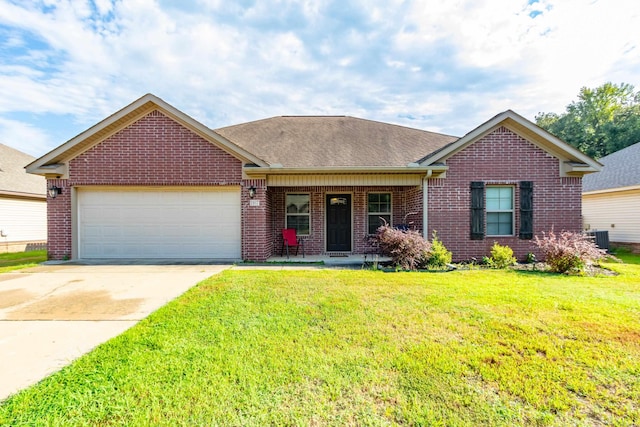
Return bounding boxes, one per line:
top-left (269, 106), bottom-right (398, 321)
top-left (281, 228), bottom-right (305, 258)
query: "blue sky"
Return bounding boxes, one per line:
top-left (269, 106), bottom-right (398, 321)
top-left (1, 0), bottom-right (639, 157)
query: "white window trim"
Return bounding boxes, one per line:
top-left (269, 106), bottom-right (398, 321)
top-left (486, 185), bottom-right (514, 237)
top-left (285, 193), bottom-right (311, 236)
top-left (367, 192), bottom-right (392, 234)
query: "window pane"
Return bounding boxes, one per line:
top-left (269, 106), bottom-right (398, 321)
top-left (368, 193), bottom-right (391, 213)
top-left (486, 187), bottom-right (512, 211)
top-left (287, 216), bottom-right (309, 235)
top-left (486, 187), bottom-right (500, 210)
top-left (286, 194), bottom-right (309, 214)
top-left (487, 220), bottom-right (499, 236)
top-left (486, 197), bottom-right (500, 210)
top-left (486, 187), bottom-right (499, 198)
top-left (487, 212), bottom-right (513, 235)
top-left (499, 188), bottom-right (513, 209)
top-left (286, 194), bottom-right (310, 235)
top-left (368, 214), bottom-right (390, 234)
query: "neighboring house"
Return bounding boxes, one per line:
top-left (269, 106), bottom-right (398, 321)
top-left (26, 94), bottom-right (600, 262)
top-left (583, 142), bottom-right (640, 253)
top-left (0, 143), bottom-right (47, 253)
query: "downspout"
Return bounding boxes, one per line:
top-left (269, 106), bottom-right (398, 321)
top-left (423, 170), bottom-right (432, 239)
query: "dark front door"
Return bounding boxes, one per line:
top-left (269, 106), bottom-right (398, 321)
top-left (326, 194), bottom-right (351, 252)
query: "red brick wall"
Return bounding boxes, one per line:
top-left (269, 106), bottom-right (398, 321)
top-left (268, 185), bottom-right (422, 256)
top-left (47, 110), bottom-right (245, 260)
top-left (242, 179), bottom-right (271, 260)
top-left (69, 111), bottom-right (242, 184)
top-left (427, 126), bottom-right (583, 261)
top-left (46, 179), bottom-right (72, 260)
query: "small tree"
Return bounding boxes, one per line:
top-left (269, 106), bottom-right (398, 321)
top-left (534, 230), bottom-right (608, 274)
top-left (426, 231), bottom-right (452, 269)
top-left (376, 224), bottom-right (431, 270)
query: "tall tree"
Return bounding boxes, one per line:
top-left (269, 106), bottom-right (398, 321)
top-left (535, 82), bottom-right (640, 158)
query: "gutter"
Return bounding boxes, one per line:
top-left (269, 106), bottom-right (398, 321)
top-left (583, 184), bottom-right (640, 196)
top-left (243, 164), bottom-right (449, 176)
top-left (0, 190), bottom-right (46, 200)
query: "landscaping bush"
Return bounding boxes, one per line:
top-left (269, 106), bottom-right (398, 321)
top-left (487, 242), bottom-right (516, 269)
top-left (534, 230), bottom-right (608, 274)
top-left (376, 224), bottom-right (431, 270)
top-left (426, 231), bottom-right (452, 268)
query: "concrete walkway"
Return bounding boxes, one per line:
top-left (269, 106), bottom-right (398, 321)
top-left (0, 264), bottom-right (229, 402)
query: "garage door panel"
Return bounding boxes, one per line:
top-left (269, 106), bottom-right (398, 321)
top-left (78, 188), bottom-right (241, 259)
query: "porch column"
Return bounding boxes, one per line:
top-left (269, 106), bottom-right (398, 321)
top-left (241, 179), bottom-right (270, 261)
top-left (423, 176), bottom-right (429, 239)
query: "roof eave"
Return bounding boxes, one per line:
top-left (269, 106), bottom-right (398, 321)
top-left (26, 163), bottom-right (67, 178)
top-left (0, 190), bottom-right (46, 200)
top-left (563, 161), bottom-right (602, 176)
top-left (243, 165), bottom-right (449, 176)
top-left (420, 110), bottom-right (603, 172)
top-left (583, 184), bottom-right (640, 195)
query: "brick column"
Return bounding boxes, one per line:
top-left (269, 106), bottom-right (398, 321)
top-left (46, 179), bottom-right (72, 260)
top-left (241, 179), bottom-right (271, 261)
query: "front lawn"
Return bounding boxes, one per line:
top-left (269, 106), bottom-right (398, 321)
top-left (611, 248), bottom-right (640, 265)
top-left (1, 264), bottom-right (639, 425)
top-left (0, 250), bottom-right (47, 273)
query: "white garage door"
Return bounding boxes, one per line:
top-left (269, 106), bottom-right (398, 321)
top-left (78, 188), bottom-right (241, 259)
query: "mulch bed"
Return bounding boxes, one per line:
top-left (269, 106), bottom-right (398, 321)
top-left (375, 261), bottom-right (619, 276)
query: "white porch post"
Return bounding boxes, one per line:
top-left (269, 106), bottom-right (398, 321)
top-left (423, 176), bottom-right (428, 239)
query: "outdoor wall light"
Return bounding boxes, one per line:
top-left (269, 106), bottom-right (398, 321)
top-left (248, 185), bottom-right (257, 199)
top-left (48, 185), bottom-right (62, 198)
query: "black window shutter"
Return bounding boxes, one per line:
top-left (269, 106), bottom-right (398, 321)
top-left (519, 181), bottom-right (533, 239)
top-left (470, 181), bottom-right (485, 240)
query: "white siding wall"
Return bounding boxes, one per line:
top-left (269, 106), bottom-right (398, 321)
top-left (583, 189), bottom-right (640, 243)
top-left (0, 197), bottom-right (47, 242)
top-left (267, 174), bottom-right (423, 187)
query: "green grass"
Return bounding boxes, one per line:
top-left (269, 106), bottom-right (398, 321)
top-left (1, 264), bottom-right (639, 426)
top-left (610, 248), bottom-right (640, 265)
top-left (0, 250), bottom-right (47, 273)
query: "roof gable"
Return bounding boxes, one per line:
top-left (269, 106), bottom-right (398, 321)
top-left (583, 141), bottom-right (640, 192)
top-left (26, 94), bottom-right (268, 177)
top-left (0, 143), bottom-right (45, 197)
top-left (215, 116), bottom-right (458, 168)
top-left (419, 110), bottom-right (602, 176)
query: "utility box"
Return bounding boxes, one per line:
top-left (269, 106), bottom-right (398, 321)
top-left (587, 230), bottom-right (610, 252)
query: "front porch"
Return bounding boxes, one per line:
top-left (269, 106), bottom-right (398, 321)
top-left (262, 184), bottom-right (425, 260)
top-left (264, 253), bottom-right (392, 267)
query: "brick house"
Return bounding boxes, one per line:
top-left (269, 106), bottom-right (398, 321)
top-left (26, 94), bottom-right (600, 262)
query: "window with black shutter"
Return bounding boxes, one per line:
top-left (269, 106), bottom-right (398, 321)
top-left (519, 181), bottom-right (533, 239)
top-left (470, 181), bottom-right (484, 240)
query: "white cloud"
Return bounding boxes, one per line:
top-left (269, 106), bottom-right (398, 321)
top-left (93, 0), bottom-right (114, 16)
top-left (0, 0), bottom-right (639, 157)
top-left (0, 118), bottom-right (54, 157)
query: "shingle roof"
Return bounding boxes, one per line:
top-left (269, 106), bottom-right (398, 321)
top-left (215, 116), bottom-right (459, 167)
top-left (0, 143), bottom-right (46, 197)
top-left (582, 142), bottom-right (640, 192)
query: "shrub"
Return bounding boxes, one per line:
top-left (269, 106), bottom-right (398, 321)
top-left (526, 252), bottom-right (537, 264)
top-left (426, 231), bottom-right (452, 268)
top-left (534, 230), bottom-right (608, 274)
top-left (376, 224), bottom-right (431, 270)
top-left (487, 242), bottom-right (517, 269)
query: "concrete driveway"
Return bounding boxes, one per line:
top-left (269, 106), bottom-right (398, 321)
top-left (0, 263), bottom-right (230, 401)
